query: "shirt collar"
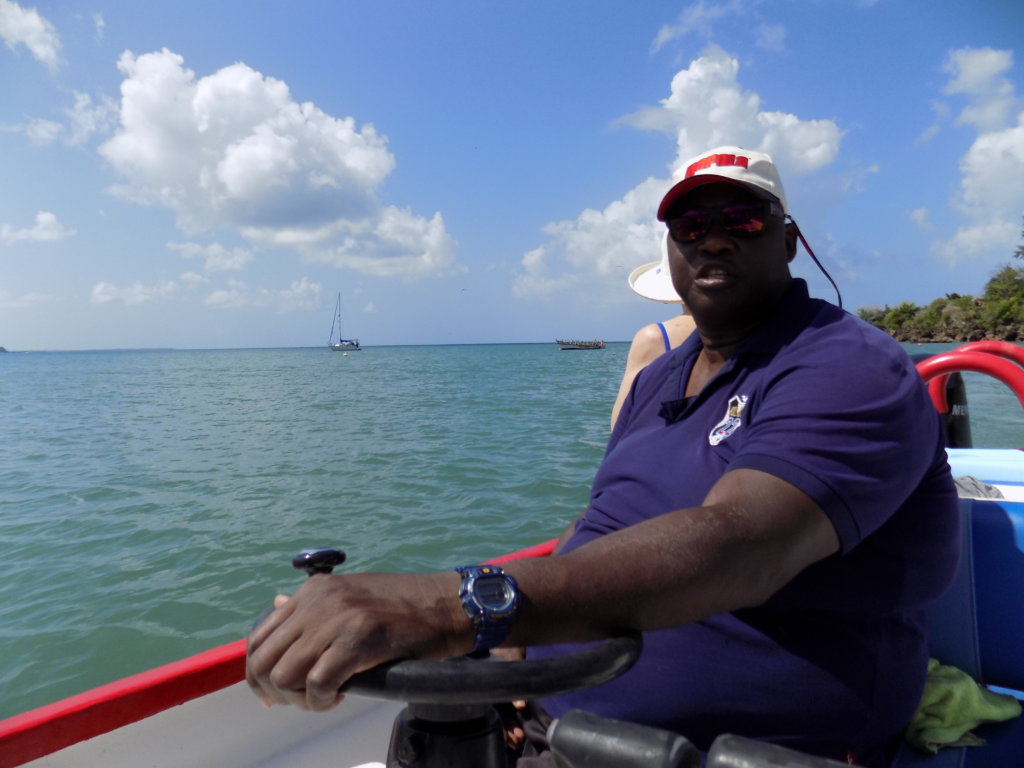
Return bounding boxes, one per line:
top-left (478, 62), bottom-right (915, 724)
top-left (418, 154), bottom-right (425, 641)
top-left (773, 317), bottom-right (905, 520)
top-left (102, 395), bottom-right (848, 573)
top-left (657, 279), bottom-right (816, 422)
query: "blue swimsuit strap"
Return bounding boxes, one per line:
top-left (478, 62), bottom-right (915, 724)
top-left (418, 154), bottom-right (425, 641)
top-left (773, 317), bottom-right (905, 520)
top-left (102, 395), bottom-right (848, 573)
top-left (656, 322), bottom-right (671, 352)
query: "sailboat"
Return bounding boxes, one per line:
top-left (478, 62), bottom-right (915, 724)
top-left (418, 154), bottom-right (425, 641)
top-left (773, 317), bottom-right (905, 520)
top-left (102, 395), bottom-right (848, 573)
top-left (327, 293), bottom-right (361, 351)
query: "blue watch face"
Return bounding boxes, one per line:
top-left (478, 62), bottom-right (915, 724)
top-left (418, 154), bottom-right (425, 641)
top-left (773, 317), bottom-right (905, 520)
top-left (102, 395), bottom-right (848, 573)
top-left (474, 576), bottom-right (514, 610)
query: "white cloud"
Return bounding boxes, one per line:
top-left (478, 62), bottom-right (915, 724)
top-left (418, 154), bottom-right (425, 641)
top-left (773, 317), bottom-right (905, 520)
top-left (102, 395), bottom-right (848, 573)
top-left (278, 276), bottom-right (321, 311)
top-left (936, 219), bottom-right (1019, 266)
top-left (837, 162), bottom-right (879, 198)
top-left (935, 115), bottom-right (1024, 265)
top-left (622, 45), bottom-right (841, 175)
top-left (292, 207), bottom-right (461, 279)
top-left (91, 280), bottom-right (179, 305)
top-left (99, 49), bottom-right (459, 278)
top-left (0, 289), bottom-right (58, 308)
top-left (93, 12), bottom-right (104, 42)
top-left (916, 100), bottom-right (951, 144)
top-left (179, 271), bottom-right (208, 286)
top-left (513, 178), bottom-right (666, 300)
top-left (909, 207), bottom-right (932, 232)
top-left (918, 47), bottom-right (1017, 144)
top-left (204, 280), bottom-right (252, 309)
top-left (2, 91), bottom-right (117, 146)
top-left (652, 0), bottom-right (744, 54)
top-left (514, 47), bottom-right (842, 300)
top-left (168, 241), bottom-right (253, 272)
top-left (755, 24), bottom-right (787, 54)
top-left (1, 211), bottom-right (75, 244)
top-left (203, 277), bottom-right (321, 311)
top-left (91, 269), bottom-right (318, 312)
top-left (23, 117), bottom-right (62, 144)
top-left (65, 91), bottom-right (118, 146)
top-left (513, 245), bottom-right (563, 300)
top-left (652, 3), bottom-right (788, 57)
top-left (932, 48), bottom-right (1024, 266)
top-left (0, 0), bottom-right (61, 71)
top-left (944, 48), bottom-right (1018, 132)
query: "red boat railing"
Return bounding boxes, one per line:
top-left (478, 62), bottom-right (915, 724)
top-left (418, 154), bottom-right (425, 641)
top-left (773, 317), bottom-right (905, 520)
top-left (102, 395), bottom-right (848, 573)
top-left (915, 342), bottom-right (1024, 414)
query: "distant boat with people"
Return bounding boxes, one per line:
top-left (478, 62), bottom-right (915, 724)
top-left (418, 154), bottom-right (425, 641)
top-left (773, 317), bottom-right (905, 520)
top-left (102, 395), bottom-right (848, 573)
top-left (328, 293), bottom-right (360, 351)
top-left (556, 338), bottom-right (605, 350)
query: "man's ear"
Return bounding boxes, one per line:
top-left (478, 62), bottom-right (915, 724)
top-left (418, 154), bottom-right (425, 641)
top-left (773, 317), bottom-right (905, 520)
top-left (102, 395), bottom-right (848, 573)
top-left (784, 222), bottom-right (798, 263)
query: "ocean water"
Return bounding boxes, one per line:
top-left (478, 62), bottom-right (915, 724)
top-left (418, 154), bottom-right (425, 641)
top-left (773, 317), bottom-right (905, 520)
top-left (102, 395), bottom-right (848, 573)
top-left (1, 342), bottom-right (1021, 719)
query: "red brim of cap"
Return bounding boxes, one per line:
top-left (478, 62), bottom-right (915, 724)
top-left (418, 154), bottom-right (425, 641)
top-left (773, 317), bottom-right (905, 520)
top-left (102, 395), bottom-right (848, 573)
top-left (656, 175), bottom-right (772, 221)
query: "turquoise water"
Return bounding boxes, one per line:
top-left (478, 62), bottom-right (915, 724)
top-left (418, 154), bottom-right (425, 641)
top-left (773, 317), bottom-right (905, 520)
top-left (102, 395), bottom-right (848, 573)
top-left (1, 342), bottom-right (1021, 719)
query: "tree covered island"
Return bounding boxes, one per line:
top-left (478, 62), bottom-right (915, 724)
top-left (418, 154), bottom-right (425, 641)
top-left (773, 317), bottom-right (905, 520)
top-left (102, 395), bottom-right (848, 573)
top-left (857, 234), bottom-right (1024, 342)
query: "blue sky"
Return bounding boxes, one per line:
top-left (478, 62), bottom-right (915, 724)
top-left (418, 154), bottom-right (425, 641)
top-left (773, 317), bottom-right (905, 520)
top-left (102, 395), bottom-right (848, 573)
top-left (1, 0), bottom-right (1022, 350)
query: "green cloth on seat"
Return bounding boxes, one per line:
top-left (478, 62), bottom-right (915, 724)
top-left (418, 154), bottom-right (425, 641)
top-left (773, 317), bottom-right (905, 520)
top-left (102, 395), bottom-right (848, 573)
top-left (904, 658), bottom-right (1022, 754)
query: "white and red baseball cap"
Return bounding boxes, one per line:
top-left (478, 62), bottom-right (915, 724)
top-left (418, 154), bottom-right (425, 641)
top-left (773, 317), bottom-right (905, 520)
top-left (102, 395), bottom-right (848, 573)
top-left (657, 146), bottom-right (788, 221)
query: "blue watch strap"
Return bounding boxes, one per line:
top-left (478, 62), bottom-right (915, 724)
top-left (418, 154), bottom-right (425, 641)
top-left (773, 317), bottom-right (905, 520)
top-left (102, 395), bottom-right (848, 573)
top-left (455, 564), bottom-right (520, 654)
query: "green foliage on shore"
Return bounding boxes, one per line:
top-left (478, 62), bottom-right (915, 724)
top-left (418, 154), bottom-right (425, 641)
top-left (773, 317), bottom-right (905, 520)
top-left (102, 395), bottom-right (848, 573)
top-left (858, 227), bottom-right (1024, 342)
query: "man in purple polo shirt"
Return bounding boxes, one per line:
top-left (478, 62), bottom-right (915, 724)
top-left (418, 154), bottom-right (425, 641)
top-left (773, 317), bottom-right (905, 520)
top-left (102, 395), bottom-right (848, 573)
top-left (247, 146), bottom-right (960, 767)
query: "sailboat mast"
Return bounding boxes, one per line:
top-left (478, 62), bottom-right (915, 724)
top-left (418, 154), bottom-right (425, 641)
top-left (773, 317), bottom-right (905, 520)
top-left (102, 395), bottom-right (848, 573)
top-left (328, 293), bottom-right (341, 346)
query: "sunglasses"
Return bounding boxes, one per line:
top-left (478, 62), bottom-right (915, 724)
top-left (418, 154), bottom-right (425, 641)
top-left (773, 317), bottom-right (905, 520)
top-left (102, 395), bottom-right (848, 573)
top-left (667, 200), bottom-right (784, 243)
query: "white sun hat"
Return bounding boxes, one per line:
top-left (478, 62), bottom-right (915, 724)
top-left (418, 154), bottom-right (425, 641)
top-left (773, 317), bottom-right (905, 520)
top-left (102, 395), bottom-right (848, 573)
top-left (657, 146), bottom-right (788, 221)
top-left (628, 231), bottom-right (682, 304)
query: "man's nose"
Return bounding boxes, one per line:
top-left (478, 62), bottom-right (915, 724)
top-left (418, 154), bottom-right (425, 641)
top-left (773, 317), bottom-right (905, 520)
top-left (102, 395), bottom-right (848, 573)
top-left (697, 225), bottom-right (737, 254)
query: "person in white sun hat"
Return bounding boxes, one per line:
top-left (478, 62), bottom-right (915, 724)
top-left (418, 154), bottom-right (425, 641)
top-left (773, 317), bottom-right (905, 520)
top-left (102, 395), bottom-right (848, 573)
top-left (610, 231), bottom-right (697, 428)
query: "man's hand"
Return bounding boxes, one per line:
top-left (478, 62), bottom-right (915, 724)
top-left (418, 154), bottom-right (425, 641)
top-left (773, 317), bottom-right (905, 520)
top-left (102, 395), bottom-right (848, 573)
top-left (246, 570), bottom-right (468, 711)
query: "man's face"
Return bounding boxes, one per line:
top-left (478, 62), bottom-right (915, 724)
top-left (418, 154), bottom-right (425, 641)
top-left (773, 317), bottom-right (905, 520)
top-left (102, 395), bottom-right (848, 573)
top-left (665, 183), bottom-right (794, 325)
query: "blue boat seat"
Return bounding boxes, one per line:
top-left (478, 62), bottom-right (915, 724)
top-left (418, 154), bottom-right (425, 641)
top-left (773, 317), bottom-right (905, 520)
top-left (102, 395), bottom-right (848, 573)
top-left (892, 499), bottom-right (1024, 767)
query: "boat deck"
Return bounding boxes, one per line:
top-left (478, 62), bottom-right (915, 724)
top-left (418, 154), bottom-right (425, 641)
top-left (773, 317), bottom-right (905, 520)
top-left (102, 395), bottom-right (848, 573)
top-left (19, 684), bottom-right (400, 768)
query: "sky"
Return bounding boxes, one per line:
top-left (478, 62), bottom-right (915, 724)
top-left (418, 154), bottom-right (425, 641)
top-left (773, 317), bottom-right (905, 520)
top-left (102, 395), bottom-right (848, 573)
top-left (1, 0), bottom-right (1022, 351)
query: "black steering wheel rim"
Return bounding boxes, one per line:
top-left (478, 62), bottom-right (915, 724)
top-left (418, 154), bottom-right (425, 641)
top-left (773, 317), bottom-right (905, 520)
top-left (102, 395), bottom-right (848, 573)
top-left (343, 631), bottom-right (642, 704)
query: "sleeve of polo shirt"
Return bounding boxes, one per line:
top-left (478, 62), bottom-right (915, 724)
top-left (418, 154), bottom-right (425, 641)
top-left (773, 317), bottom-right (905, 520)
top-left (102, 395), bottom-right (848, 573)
top-left (726, 336), bottom-right (945, 552)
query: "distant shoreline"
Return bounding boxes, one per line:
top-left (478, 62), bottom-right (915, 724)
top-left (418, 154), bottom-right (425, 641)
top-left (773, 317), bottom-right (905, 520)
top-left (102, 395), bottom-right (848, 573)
top-left (0, 347), bottom-right (178, 354)
top-left (0, 342), bottom-right (632, 353)
top-left (879, 329), bottom-right (1022, 344)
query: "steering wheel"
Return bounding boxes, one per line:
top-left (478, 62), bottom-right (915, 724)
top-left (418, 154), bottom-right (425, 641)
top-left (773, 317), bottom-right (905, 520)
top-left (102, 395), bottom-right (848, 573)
top-left (281, 548), bottom-right (642, 705)
top-left (344, 632), bottom-right (641, 704)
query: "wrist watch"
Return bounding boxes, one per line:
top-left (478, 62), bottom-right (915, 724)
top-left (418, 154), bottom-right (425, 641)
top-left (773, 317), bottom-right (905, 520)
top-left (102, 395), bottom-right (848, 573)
top-left (454, 564), bottom-right (520, 655)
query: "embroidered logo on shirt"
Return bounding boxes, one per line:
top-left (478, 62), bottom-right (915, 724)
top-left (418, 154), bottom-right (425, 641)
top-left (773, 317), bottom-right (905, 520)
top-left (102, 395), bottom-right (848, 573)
top-left (709, 394), bottom-right (748, 446)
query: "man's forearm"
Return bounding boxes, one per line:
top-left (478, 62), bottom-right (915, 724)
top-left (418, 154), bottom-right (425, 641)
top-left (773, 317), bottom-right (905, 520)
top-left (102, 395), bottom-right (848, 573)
top-left (500, 471), bottom-right (839, 648)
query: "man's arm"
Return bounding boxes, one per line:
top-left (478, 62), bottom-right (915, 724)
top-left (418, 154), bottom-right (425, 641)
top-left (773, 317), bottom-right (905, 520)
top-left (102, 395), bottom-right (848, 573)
top-left (246, 468), bottom-right (838, 711)
top-left (504, 468), bottom-right (838, 644)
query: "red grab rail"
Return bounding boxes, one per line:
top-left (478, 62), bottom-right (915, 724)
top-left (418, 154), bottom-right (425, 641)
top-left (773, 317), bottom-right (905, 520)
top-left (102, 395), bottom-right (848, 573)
top-left (951, 341), bottom-right (1024, 368)
top-left (916, 350), bottom-right (1024, 413)
top-left (925, 342), bottom-right (1024, 408)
